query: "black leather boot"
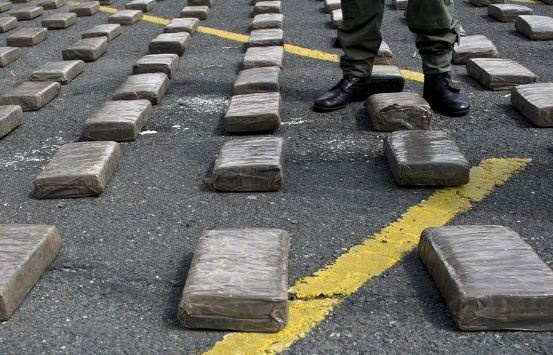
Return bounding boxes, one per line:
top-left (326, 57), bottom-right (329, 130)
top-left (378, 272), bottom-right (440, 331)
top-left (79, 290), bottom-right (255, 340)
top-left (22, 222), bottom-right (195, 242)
top-left (423, 72), bottom-right (470, 117)
top-left (313, 75), bottom-right (372, 112)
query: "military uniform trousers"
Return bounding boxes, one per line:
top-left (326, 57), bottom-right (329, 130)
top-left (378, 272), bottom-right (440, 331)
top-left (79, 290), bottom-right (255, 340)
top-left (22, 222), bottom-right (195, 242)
top-left (338, 0), bottom-right (461, 76)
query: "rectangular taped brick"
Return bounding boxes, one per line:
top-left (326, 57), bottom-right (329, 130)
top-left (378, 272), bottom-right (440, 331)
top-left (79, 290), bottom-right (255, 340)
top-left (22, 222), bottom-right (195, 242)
top-left (384, 130), bottom-right (470, 186)
top-left (108, 9), bottom-right (143, 25)
top-left (165, 18), bottom-right (200, 34)
top-left (365, 65), bottom-right (405, 96)
top-left (0, 2), bottom-right (12, 12)
top-left (0, 105), bottom-right (23, 138)
top-left (81, 24), bottom-right (122, 41)
top-left (331, 9), bottom-right (342, 28)
top-left (375, 41), bottom-right (393, 65)
top-left (180, 5), bottom-right (209, 20)
top-left (243, 46), bottom-right (284, 68)
top-left (0, 47), bottom-right (21, 67)
top-left (367, 92), bottom-right (432, 131)
top-left (487, 4), bottom-right (532, 22)
top-left (38, 0), bottom-right (66, 9)
top-left (420, 225), bottom-right (553, 331)
top-left (224, 92), bottom-right (281, 133)
top-left (41, 13), bottom-right (77, 30)
top-left (178, 228), bottom-right (289, 331)
top-left (0, 16), bottom-right (17, 32)
top-left (125, 0), bottom-right (155, 12)
top-left (210, 137), bottom-right (285, 192)
top-left (252, 13), bottom-right (284, 29)
top-left (69, 1), bottom-right (99, 16)
top-left (511, 83), bottom-right (553, 127)
top-left (248, 28), bottom-right (284, 47)
top-left (515, 15), bottom-right (553, 40)
top-left (112, 73), bottom-right (170, 105)
top-left (233, 66), bottom-right (280, 95)
top-left (254, 1), bottom-right (281, 15)
top-left (0, 225), bottom-right (63, 321)
top-left (62, 37), bottom-right (108, 62)
top-left (392, 0), bottom-right (408, 10)
top-left (83, 100), bottom-right (152, 141)
top-left (34, 141), bottom-right (121, 198)
top-left (0, 81), bottom-right (60, 111)
top-left (6, 28), bottom-right (47, 46)
top-left (31, 60), bottom-right (85, 84)
top-left (149, 32), bottom-right (191, 56)
top-left (11, 6), bottom-right (43, 20)
top-left (133, 54), bottom-right (180, 79)
top-left (466, 58), bottom-right (537, 90)
top-left (453, 35), bottom-right (498, 64)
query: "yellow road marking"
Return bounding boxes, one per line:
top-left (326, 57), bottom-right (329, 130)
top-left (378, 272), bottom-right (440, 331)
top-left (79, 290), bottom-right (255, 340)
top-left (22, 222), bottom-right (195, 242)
top-left (204, 157), bottom-right (531, 354)
top-left (96, 6), bottom-right (428, 82)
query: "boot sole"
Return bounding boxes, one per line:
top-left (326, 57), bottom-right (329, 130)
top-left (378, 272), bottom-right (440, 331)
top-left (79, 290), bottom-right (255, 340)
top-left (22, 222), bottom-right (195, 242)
top-left (435, 107), bottom-right (470, 117)
top-left (312, 103), bottom-right (347, 112)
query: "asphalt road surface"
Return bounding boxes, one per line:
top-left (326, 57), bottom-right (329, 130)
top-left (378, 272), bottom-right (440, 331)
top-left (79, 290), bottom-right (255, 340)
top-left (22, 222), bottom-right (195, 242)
top-left (0, 0), bottom-right (552, 353)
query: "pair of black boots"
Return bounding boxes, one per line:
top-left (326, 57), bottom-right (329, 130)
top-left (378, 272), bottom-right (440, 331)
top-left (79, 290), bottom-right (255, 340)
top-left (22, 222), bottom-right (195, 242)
top-left (313, 72), bottom-right (470, 116)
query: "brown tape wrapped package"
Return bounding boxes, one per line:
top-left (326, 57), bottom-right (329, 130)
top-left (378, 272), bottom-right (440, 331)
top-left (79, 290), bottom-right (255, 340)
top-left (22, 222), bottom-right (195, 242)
top-left (178, 228), bottom-right (290, 332)
top-left (384, 130), bottom-right (470, 186)
top-left (419, 225), bottom-right (553, 331)
top-left (209, 137), bottom-right (284, 192)
top-left (34, 141), bottom-right (121, 199)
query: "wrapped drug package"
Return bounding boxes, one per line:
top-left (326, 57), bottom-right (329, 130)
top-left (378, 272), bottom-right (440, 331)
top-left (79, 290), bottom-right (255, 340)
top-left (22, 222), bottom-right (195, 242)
top-left (419, 225), bottom-right (553, 331)
top-left (384, 130), bottom-right (470, 186)
top-left (178, 228), bottom-right (290, 332)
top-left (34, 141), bottom-right (121, 198)
top-left (209, 137), bottom-right (284, 192)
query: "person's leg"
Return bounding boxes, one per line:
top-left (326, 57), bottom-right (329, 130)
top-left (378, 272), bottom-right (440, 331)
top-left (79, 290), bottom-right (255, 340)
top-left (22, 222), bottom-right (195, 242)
top-left (339, 0), bottom-right (385, 77)
top-left (313, 0), bottom-right (385, 112)
top-left (407, 0), bottom-right (470, 116)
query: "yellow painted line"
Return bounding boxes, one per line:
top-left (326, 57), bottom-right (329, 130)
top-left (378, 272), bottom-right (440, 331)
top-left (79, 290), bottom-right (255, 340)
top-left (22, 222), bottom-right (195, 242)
top-left (197, 26), bottom-right (249, 43)
top-left (96, 6), bottom-right (427, 82)
top-left (513, 0), bottom-right (544, 4)
top-left (204, 157), bottom-right (531, 354)
top-left (204, 299), bottom-right (340, 355)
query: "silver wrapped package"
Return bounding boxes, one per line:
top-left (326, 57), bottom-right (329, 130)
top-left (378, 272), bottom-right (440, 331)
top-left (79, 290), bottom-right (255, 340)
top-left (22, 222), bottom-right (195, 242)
top-left (178, 228), bottom-right (290, 332)
top-left (452, 35), bottom-right (497, 64)
top-left (34, 141), bottom-right (121, 199)
top-left (82, 100), bottom-right (152, 141)
top-left (515, 15), bottom-right (553, 41)
top-left (210, 137), bottom-right (284, 192)
top-left (62, 37), bottom-right (108, 62)
top-left (487, 4), bottom-right (532, 22)
top-left (420, 225), bottom-right (553, 331)
top-left (233, 66), bottom-right (280, 95)
top-left (375, 41), bottom-right (393, 65)
top-left (112, 73), bottom-right (169, 105)
top-left (243, 46), bottom-right (284, 69)
top-left (31, 60), bottom-right (85, 84)
top-left (384, 130), bottom-right (470, 186)
top-left (108, 9), bottom-right (143, 26)
top-left (0, 47), bottom-right (21, 67)
top-left (0, 105), bottom-right (22, 138)
top-left (0, 224), bottom-right (63, 321)
top-left (366, 65), bottom-right (405, 96)
top-left (466, 58), bottom-right (537, 91)
top-left (224, 92), bottom-right (281, 133)
top-left (248, 28), bottom-right (284, 47)
top-left (0, 81), bottom-right (60, 111)
top-left (511, 83), bottom-right (553, 127)
top-left (366, 92), bottom-right (432, 131)
top-left (81, 24), bottom-right (122, 41)
top-left (252, 13), bottom-right (284, 29)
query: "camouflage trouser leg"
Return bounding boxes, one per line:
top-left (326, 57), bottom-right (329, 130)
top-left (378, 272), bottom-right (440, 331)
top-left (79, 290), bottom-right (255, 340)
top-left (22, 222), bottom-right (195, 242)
top-left (337, 0), bottom-right (385, 77)
top-left (337, 0), bottom-right (461, 76)
top-left (406, 0), bottom-right (460, 74)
